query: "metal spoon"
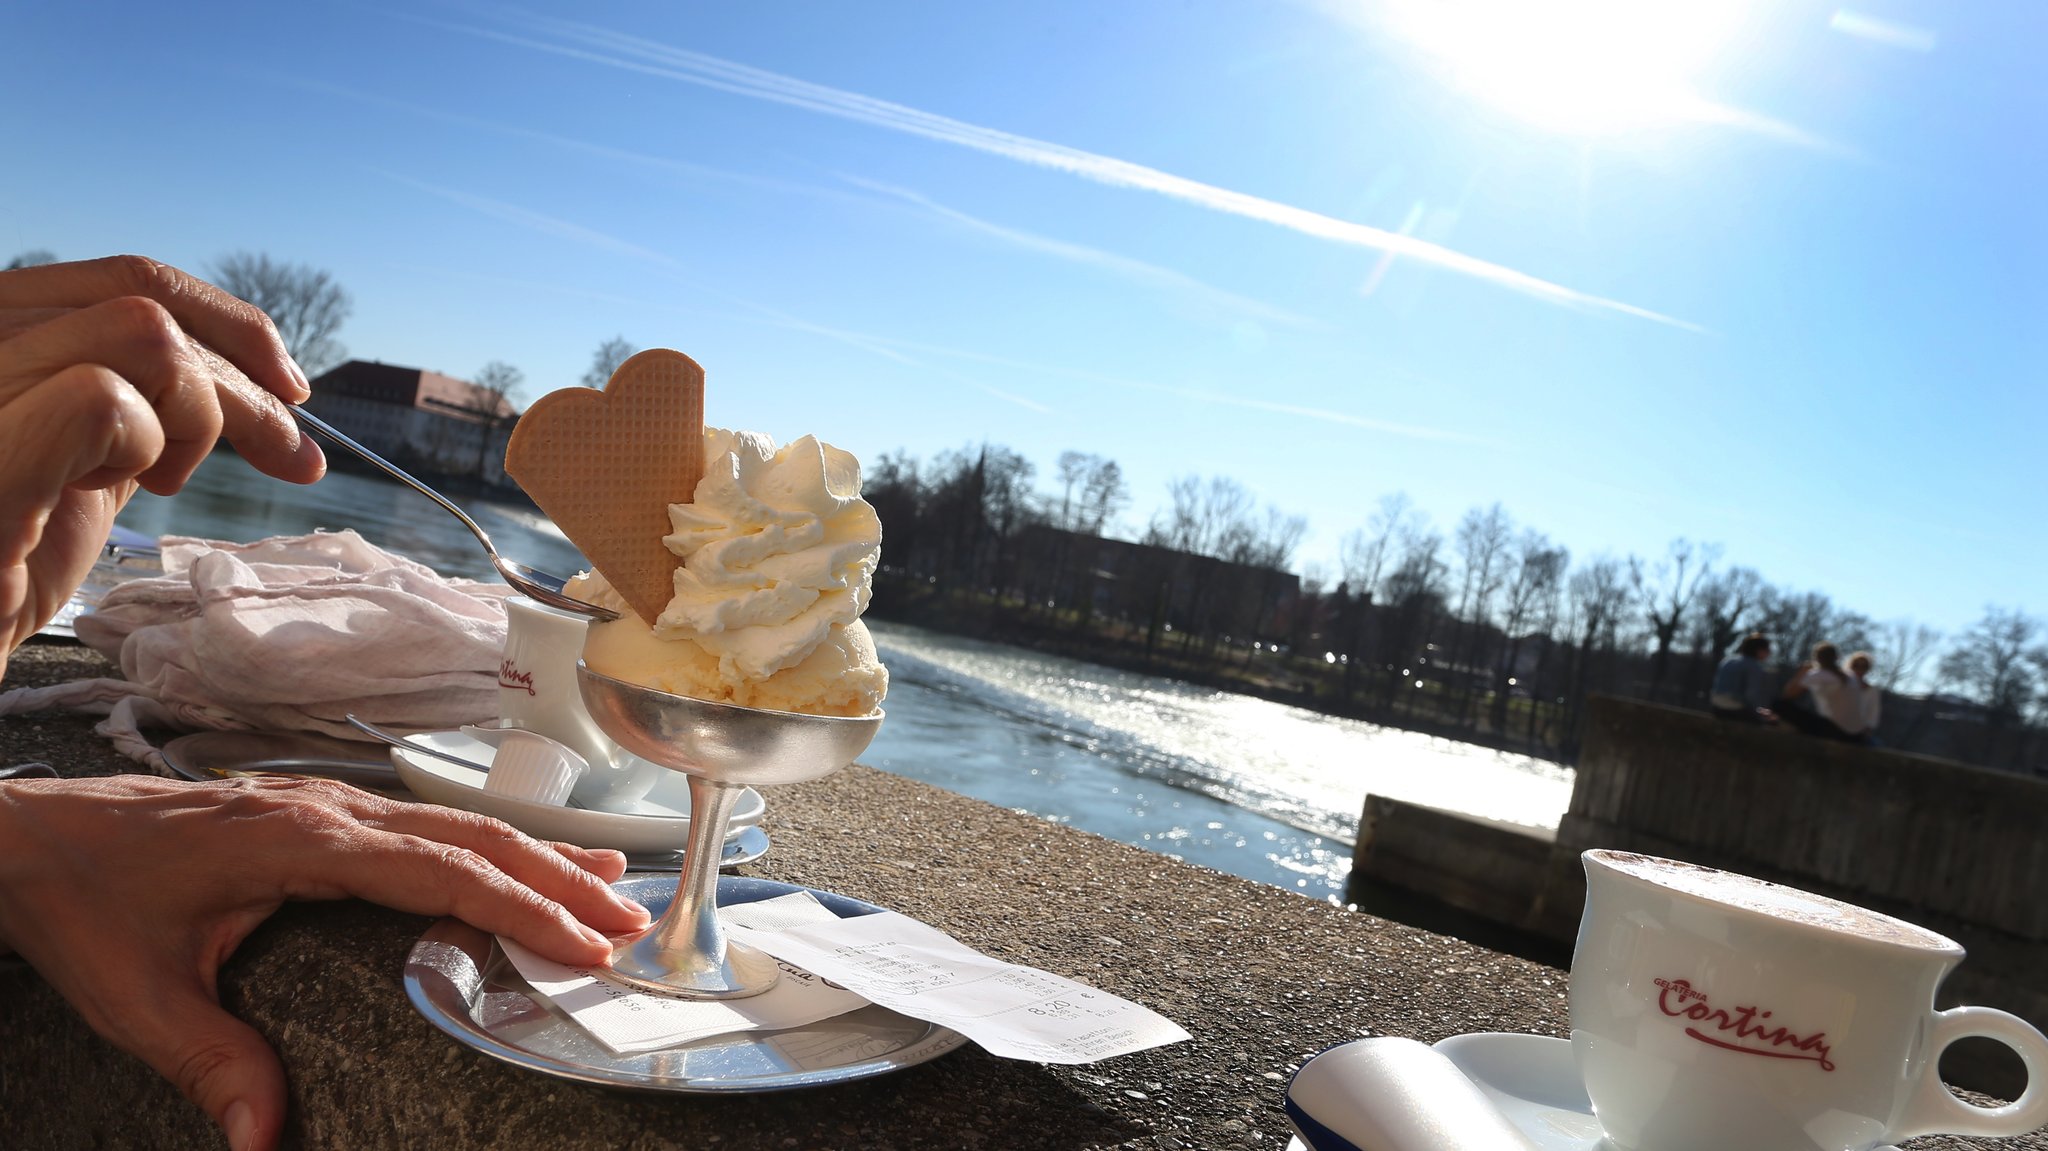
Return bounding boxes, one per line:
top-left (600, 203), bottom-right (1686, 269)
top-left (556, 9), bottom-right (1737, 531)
top-left (292, 407), bottom-right (618, 621)
top-left (346, 714), bottom-right (494, 774)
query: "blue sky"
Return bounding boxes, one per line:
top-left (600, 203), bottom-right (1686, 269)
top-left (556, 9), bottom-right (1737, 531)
top-left (6, 0), bottom-right (2042, 636)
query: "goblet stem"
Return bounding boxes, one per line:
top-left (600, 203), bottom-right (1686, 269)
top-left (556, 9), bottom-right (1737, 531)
top-left (603, 776), bottom-right (781, 999)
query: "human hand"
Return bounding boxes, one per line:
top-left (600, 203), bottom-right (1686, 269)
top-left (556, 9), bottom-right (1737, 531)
top-left (0, 255), bottom-right (328, 670)
top-left (0, 774), bottom-right (649, 1151)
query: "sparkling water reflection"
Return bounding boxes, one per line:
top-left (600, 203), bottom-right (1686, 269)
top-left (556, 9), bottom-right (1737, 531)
top-left (118, 453), bottom-right (1575, 902)
top-left (864, 622), bottom-right (1572, 902)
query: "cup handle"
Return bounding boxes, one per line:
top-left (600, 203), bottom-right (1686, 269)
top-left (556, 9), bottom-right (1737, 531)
top-left (1893, 1007), bottom-right (2048, 1140)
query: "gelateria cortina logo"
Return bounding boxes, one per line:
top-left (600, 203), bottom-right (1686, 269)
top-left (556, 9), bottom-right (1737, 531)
top-left (498, 659), bottom-right (537, 696)
top-left (1654, 977), bottom-right (1836, 1071)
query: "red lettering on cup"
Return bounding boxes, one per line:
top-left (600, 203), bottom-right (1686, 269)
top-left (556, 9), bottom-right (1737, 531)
top-left (499, 660), bottom-right (537, 696)
top-left (1653, 978), bottom-right (1835, 1071)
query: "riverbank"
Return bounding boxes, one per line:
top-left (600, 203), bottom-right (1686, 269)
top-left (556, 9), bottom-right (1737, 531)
top-left (868, 574), bottom-right (1569, 766)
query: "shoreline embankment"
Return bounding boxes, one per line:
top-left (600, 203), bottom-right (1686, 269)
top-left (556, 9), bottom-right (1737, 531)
top-left (1351, 694), bottom-right (2048, 1097)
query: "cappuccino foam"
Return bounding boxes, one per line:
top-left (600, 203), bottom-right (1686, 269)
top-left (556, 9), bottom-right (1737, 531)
top-left (1589, 851), bottom-right (1954, 950)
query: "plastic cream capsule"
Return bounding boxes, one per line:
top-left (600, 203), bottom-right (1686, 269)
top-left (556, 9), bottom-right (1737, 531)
top-left (482, 729), bottom-right (589, 807)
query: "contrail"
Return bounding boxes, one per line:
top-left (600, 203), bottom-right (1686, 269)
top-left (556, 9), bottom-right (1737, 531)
top-left (434, 9), bottom-right (1701, 332)
top-left (378, 171), bottom-right (687, 269)
top-left (842, 176), bottom-right (1320, 330)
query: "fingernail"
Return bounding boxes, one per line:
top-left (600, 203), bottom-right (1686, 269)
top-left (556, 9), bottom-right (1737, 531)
top-left (293, 430), bottom-right (328, 472)
top-left (580, 924), bottom-right (614, 948)
top-left (225, 1099), bottom-right (257, 1151)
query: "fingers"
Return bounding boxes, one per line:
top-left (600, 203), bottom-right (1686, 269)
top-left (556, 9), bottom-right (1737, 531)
top-left (0, 367), bottom-right (156, 648)
top-left (357, 839), bottom-right (622, 965)
top-left (554, 842), bottom-right (632, 884)
top-left (0, 255), bottom-right (309, 404)
top-left (123, 982), bottom-right (285, 1151)
top-left (224, 780), bottom-right (642, 966)
top-left (361, 804), bottom-right (647, 935)
top-left (0, 366), bottom-right (161, 544)
top-left (0, 300), bottom-right (219, 491)
top-left (0, 306), bottom-right (70, 342)
top-left (190, 341), bottom-right (325, 484)
top-left (0, 298), bottom-right (321, 489)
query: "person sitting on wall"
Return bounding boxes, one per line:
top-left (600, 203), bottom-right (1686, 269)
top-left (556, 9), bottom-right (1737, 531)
top-left (1775, 641), bottom-right (1869, 743)
top-left (1848, 650), bottom-right (1883, 746)
top-left (1709, 632), bottom-right (1777, 723)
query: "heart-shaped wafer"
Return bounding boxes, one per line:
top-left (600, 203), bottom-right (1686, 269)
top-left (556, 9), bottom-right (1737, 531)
top-left (504, 349), bottom-right (705, 625)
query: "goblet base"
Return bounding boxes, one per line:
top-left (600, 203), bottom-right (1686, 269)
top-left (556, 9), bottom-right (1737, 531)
top-left (405, 874), bottom-right (968, 1092)
top-left (605, 928), bottom-right (783, 999)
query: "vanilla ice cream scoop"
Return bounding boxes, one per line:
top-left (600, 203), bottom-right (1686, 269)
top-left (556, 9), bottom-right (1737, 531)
top-left (573, 427), bottom-right (887, 717)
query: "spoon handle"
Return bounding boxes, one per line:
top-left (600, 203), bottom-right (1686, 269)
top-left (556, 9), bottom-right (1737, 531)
top-left (344, 714), bottom-right (489, 774)
top-left (293, 407), bottom-right (497, 555)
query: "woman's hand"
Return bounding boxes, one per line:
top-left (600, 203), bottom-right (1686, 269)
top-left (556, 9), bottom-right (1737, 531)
top-left (0, 255), bottom-right (327, 671)
top-left (0, 774), bottom-right (649, 1151)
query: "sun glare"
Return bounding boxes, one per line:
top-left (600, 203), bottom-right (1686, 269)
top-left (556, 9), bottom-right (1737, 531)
top-left (1382, 0), bottom-right (1755, 135)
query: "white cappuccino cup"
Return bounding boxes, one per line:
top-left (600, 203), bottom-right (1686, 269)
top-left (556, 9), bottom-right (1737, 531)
top-left (1570, 849), bottom-right (2048, 1151)
top-left (498, 595), bottom-right (661, 811)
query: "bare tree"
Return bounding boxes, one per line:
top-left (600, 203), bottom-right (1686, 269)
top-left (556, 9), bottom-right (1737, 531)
top-left (1761, 587), bottom-right (1835, 670)
top-left (1078, 458), bottom-right (1128, 535)
top-left (466, 361), bottom-right (524, 480)
top-left (1150, 476), bottom-right (1257, 560)
top-left (1377, 525), bottom-right (1448, 709)
top-left (1870, 620), bottom-right (1943, 692)
top-left (5, 250), bottom-right (56, 270)
top-left (1340, 493), bottom-right (1419, 607)
top-left (1684, 565), bottom-right (1767, 699)
top-left (1491, 531), bottom-right (1568, 733)
top-left (211, 252), bottom-right (353, 375)
top-left (1235, 506), bottom-right (1307, 665)
top-left (1563, 556), bottom-right (1634, 747)
top-left (1631, 539), bottom-right (1719, 701)
top-left (1054, 452), bottom-right (1091, 532)
top-left (1693, 566), bottom-right (1767, 661)
top-left (1053, 452), bottom-right (1126, 535)
top-left (1450, 503), bottom-right (1514, 718)
top-left (1939, 607), bottom-right (2041, 724)
top-left (581, 336), bottom-right (638, 388)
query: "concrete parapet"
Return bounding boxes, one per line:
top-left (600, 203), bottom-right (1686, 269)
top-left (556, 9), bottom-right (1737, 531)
top-left (1352, 796), bottom-right (1553, 929)
top-left (1566, 694), bottom-right (2048, 940)
top-left (1355, 693), bottom-right (2048, 1096)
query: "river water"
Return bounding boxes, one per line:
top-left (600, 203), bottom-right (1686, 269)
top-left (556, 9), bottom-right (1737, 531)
top-left (114, 453), bottom-right (1575, 902)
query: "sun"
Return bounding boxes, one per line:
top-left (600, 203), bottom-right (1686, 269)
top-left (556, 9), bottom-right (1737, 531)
top-left (1379, 0), bottom-right (1755, 136)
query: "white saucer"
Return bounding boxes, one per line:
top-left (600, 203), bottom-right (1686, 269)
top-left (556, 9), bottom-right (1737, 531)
top-left (1287, 1033), bottom-right (1901, 1151)
top-left (390, 730), bottom-right (766, 855)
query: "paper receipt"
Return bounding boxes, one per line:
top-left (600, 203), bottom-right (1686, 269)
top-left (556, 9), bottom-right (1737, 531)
top-left (728, 909), bottom-right (1190, 1064)
top-left (498, 893), bottom-right (870, 1054)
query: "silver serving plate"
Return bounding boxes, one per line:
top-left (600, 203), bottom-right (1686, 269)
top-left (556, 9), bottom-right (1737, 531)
top-left (159, 731), bottom-right (771, 869)
top-left (403, 874), bottom-right (968, 1092)
top-left (160, 730), bottom-right (409, 793)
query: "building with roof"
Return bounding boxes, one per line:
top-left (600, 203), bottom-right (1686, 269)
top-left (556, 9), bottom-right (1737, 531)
top-left (302, 360), bottom-right (522, 488)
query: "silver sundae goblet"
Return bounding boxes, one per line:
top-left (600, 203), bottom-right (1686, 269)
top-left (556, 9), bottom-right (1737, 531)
top-left (576, 661), bottom-right (883, 998)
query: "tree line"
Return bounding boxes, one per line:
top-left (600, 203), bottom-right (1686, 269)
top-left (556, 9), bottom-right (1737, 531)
top-left (865, 444), bottom-right (2048, 776)
top-left (18, 248), bottom-right (2040, 772)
